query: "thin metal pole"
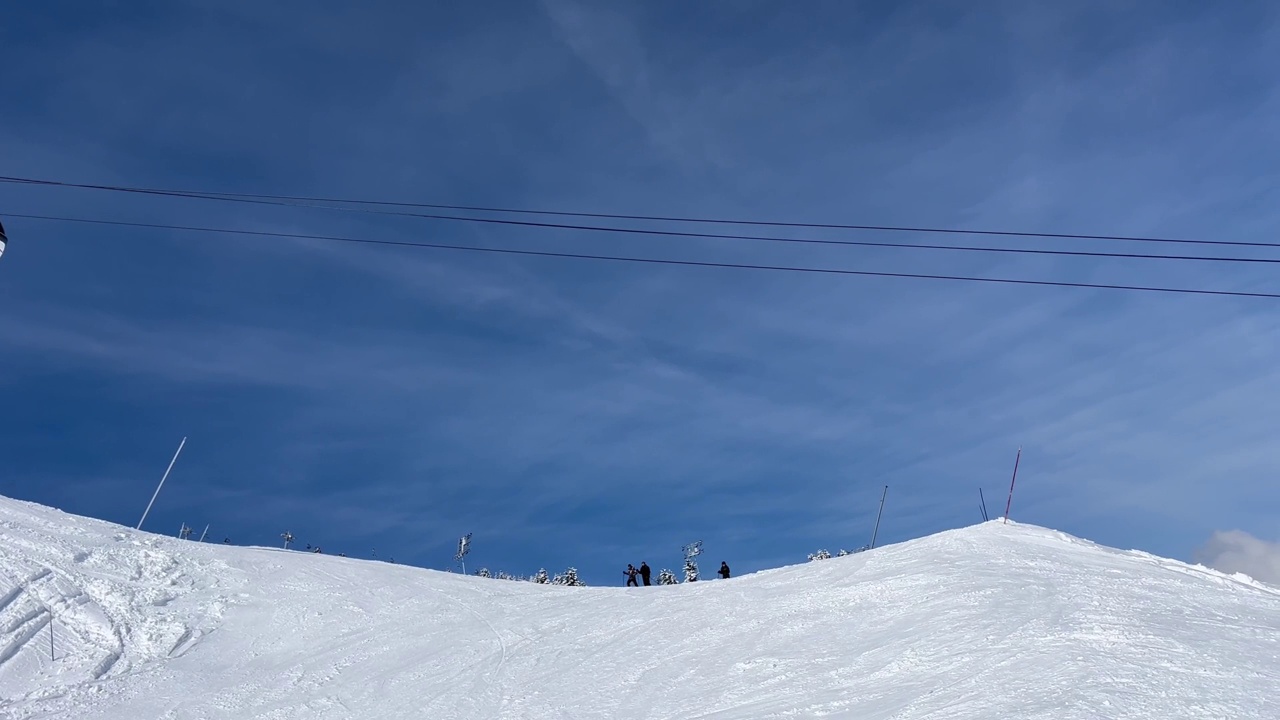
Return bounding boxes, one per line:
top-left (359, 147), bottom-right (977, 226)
top-left (49, 617), bottom-right (54, 660)
top-left (198, 524), bottom-right (209, 542)
top-left (870, 485), bottom-right (888, 549)
top-left (979, 488), bottom-right (989, 521)
top-left (137, 437), bottom-right (186, 531)
top-left (1003, 447), bottom-right (1022, 524)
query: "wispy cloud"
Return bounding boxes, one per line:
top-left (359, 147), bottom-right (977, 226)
top-left (0, 304), bottom-right (471, 392)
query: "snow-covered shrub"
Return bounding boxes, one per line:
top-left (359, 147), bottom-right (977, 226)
top-left (808, 549), bottom-right (832, 561)
top-left (658, 569), bottom-right (678, 585)
top-left (531, 568), bottom-right (549, 584)
top-left (474, 568), bottom-right (492, 578)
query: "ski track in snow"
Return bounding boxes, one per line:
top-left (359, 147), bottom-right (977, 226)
top-left (0, 496), bottom-right (1276, 719)
top-left (0, 503), bottom-right (237, 717)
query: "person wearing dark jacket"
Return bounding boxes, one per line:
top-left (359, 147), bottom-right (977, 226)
top-left (639, 562), bottom-right (651, 586)
top-left (718, 561), bottom-right (730, 579)
top-left (624, 564), bottom-right (639, 587)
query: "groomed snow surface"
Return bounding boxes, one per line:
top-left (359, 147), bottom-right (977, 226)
top-left (0, 496), bottom-right (1276, 719)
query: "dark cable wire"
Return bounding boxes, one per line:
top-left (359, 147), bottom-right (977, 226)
top-left (2, 174), bottom-right (1276, 251)
top-left (4, 177), bottom-right (1280, 263)
top-left (9, 212), bottom-right (1278, 300)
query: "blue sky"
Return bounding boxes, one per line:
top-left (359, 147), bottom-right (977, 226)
top-left (2, 1), bottom-right (1279, 585)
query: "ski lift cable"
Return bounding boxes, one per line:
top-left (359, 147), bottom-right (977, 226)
top-left (7, 212), bottom-right (1280, 300)
top-left (1, 197), bottom-right (1279, 266)
top-left (0, 174), bottom-right (1275, 252)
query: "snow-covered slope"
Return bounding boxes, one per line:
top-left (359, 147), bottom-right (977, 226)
top-left (0, 496), bottom-right (1276, 719)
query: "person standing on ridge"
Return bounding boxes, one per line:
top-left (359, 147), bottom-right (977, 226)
top-left (624, 564), bottom-right (639, 587)
top-left (718, 561), bottom-right (730, 579)
top-left (639, 561), bottom-right (651, 586)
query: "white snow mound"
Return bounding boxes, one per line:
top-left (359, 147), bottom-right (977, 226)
top-left (0, 495), bottom-right (1277, 719)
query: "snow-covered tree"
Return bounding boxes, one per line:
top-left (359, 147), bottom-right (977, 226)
top-left (808, 549), bottom-right (832, 561)
top-left (683, 557), bottom-right (699, 582)
top-left (837, 549), bottom-right (850, 557)
top-left (682, 540), bottom-right (702, 582)
top-left (531, 568), bottom-right (549, 584)
top-left (658, 568), bottom-right (678, 585)
top-left (474, 568), bottom-right (492, 578)
top-left (551, 567), bottom-right (585, 586)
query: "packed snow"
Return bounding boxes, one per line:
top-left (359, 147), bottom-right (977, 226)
top-left (0, 495), bottom-right (1276, 719)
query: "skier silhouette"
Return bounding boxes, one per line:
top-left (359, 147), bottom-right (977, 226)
top-left (624, 564), bottom-right (639, 587)
top-left (639, 561), bottom-right (651, 586)
top-left (718, 561), bottom-right (730, 579)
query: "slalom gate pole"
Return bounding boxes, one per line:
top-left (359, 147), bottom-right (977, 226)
top-left (137, 437), bottom-right (186, 531)
top-left (1002, 447), bottom-right (1021, 524)
top-left (870, 485), bottom-right (888, 549)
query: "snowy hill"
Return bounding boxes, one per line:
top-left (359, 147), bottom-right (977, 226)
top-left (0, 496), bottom-right (1277, 719)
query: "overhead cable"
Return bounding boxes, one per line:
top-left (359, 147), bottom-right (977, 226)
top-left (1, 174), bottom-right (1273, 251)
top-left (9, 212), bottom-right (1277, 300)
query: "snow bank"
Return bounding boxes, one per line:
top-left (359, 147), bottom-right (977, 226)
top-left (0, 496), bottom-right (1276, 719)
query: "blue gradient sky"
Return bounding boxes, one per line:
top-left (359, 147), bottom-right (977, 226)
top-left (2, 1), bottom-right (1279, 585)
